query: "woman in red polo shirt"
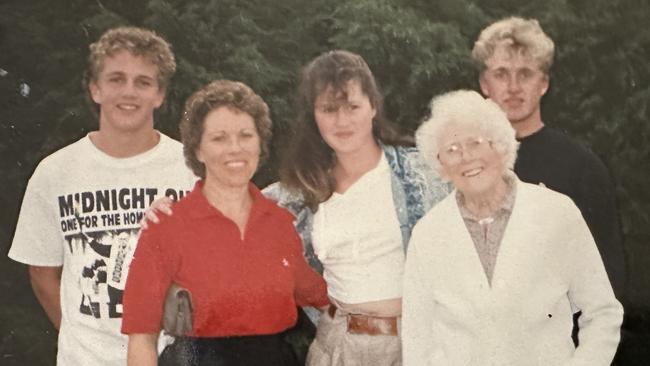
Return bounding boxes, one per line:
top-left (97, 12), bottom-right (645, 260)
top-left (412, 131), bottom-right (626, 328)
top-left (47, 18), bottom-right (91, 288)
top-left (121, 80), bottom-right (328, 366)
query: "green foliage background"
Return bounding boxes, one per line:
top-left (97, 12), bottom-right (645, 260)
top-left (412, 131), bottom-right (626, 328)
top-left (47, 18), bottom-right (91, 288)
top-left (1, 0), bottom-right (648, 364)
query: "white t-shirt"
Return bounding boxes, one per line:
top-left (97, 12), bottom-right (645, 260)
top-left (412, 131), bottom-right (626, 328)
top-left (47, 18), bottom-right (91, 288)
top-left (9, 133), bottom-right (196, 366)
top-left (312, 154), bottom-right (405, 304)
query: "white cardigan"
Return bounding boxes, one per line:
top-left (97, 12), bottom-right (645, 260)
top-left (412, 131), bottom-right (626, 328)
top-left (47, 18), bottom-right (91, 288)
top-left (402, 179), bottom-right (623, 366)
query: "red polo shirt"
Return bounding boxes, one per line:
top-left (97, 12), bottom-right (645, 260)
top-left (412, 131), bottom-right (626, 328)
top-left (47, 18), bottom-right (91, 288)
top-left (121, 180), bottom-right (328, 336)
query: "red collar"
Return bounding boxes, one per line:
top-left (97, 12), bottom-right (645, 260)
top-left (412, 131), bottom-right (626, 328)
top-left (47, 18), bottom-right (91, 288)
top-left (184, 180), bottom-right (274, 220)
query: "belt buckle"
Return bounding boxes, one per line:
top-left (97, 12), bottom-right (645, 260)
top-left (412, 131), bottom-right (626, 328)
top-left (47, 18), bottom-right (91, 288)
top-left (347, 314), bottom-right (398, 336)
top-left (346, 313), bottom-right (365, 335)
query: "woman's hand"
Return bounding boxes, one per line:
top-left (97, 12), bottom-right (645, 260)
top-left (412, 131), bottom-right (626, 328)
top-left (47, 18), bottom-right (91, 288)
top-left (140, 196), bottom-right (174, 230)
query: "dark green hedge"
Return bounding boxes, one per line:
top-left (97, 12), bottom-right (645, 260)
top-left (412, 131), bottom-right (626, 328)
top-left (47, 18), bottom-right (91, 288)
top-left (1, 0), bottom-right (648, 364)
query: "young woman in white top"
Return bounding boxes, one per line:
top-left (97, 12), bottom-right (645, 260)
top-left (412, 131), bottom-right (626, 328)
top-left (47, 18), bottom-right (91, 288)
top-left (265, 50), bottom-right (449, 366)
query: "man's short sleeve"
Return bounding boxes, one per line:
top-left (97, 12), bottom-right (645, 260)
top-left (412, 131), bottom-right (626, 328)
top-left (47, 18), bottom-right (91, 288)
top-left (8, 166), bottom-right (64, 266)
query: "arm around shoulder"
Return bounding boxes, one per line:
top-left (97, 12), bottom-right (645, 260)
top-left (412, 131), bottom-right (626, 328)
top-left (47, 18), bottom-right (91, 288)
top-left (262, 182), bottom-right (304, 213)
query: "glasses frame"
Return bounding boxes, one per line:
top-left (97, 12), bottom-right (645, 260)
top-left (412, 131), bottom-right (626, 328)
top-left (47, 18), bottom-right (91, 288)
top-left (437, 136), bottom-right (494, 166)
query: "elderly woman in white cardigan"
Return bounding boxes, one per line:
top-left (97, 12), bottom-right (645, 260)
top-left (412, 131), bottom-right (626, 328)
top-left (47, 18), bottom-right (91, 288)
top-left (402, 90), bottom-right (623, 366)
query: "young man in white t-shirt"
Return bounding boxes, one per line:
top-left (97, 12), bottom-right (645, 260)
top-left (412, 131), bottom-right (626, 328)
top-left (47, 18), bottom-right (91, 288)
top-left (8, 26), bottom-right (195, 366)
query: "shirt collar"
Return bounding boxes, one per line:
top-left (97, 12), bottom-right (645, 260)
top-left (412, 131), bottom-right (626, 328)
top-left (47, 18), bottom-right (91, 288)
top-left (456, 170), bottom-right (517, 222)
top-left (185, 180), bottom-right (273, 219)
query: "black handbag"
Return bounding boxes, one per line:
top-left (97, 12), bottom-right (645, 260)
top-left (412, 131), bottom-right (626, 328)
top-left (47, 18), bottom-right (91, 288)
top-left (162, 283), bottom-right (193, 336)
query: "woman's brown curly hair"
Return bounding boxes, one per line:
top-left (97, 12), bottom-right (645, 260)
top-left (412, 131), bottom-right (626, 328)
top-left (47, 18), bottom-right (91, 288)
top-left (179, 80), bottom-right (272, 179)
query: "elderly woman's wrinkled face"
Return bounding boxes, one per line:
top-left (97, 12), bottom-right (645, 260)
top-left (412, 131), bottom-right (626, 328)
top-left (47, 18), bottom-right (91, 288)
top-left (196, 106), bottom-right (260, 189)
top-left (438, 125), bottom-right (506, 198)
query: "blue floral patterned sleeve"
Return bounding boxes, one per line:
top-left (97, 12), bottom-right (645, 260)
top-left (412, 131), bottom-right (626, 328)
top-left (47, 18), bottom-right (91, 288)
top-left (262, 183), bottom-right (323, 274)
top-left (384, 145), bottom-right (451, 249)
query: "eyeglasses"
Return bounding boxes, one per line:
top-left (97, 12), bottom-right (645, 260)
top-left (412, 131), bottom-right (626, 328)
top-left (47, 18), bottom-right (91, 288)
top-left (437, 136), bottom-right (493, 165)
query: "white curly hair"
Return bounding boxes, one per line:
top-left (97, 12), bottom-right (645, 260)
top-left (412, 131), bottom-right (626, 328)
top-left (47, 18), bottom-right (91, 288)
top-left (415, 90), bottom-right (519, 179)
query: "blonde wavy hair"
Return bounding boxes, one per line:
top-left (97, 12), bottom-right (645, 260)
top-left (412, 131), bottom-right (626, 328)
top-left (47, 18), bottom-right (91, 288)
top-left (472, 17), bottom-right (555, 73)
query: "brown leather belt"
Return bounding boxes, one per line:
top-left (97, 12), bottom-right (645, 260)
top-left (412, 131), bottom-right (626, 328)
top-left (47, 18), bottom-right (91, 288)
top-left (328, 304), bottom-right (398, 336)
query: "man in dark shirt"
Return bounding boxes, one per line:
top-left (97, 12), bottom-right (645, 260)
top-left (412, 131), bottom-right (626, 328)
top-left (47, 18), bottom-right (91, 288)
top-left (471, 16), bottom-right (625, 301)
